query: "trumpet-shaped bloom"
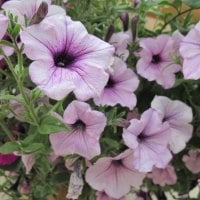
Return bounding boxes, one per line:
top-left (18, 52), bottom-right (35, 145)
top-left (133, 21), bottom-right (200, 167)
top-left (0, 153), bottom-right (19, 165)
top-left (182, 150), bottom-right (200, 174)
top-left (49, 100), bottom-right (107, 160)
top-left (2, 0), bottom-right (65, 25)
top-left (180, 21), bottom-right (200, 79)
top-left (122, 109), bottom-right (172, 172)
top-left (21, 15), bottom-right (114, 100)
top-left (147, 165), bottom-right (177, 186)
top-left (151, 96), bottom-right (193, 153)
top-left (94, 57), bottom-right (139, 109)
top-left (136, 35), bottom-right (181, 89)
top-left (86, 150), bottom-right (145, 199)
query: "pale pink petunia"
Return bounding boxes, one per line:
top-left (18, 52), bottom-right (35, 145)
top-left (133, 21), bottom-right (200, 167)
top-left (2, 0), bottom-right (65, 26)
top-left (0, 153), bottom-right (19, 165)
top-left (109, 31), bottom-right (132, 61)
top-left (0, 14), bottom-right (14, 60)
top-left (85, 150), bottom-right (145, 199)
top-left (136, 35), bottom-right (181, 89)
top-left (180, 21), bottom-right (200, 79)
top-left (49, 100), bottom-right (107, 160)
top-left (147, 165), bottom-right (177, 186)
top-left (151, 96), bottom-right (193, 153)
top-left (182, 150), bottom-right (200, 174)
top-left (94, 57), bottom-right (139, 109)
top-left (21, 154), bottom-right (36, 174)
top-left (20, 15), bottom-right (114, 100)
top-left (122, 108), bottom-right (172, 172)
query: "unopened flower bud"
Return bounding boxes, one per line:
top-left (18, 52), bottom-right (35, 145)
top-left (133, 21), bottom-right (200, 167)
top-left (120, 13), bottom-right (129, 31)
top-left (105, 24), bottom-right (115, 42)
top-left (131, 15), bottom-right (138, 42)
top-left (30, 1), bottom-right (48, 25)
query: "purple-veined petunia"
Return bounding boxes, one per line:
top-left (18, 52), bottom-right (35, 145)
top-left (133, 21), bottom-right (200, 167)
top-left (136, 35), bottom-right (181, 89)
top-left (2, 0), bottom-right (65, 26)
top-left (49, 100), bottom-right (107, 160)
top-left (180, 21), bottom-right (200, 79)
top-left (147, 165), bottom-right (177, 186)
top-left (122, 108), bottom-right (172, 172)
top-left (85, 149), bottom-right (145, 199)
top-left (20, 15), bottom-right (114, 100)
top-left (94, 57), bottom-right (139, 109)
top-left (151, 96), bottom-right (193, 153)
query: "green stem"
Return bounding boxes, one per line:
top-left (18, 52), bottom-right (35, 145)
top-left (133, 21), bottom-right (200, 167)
top-left (159, 7), bottom-right (200, 33)
top-left (0, 121), bottom-right (13, 140)
top-left (4, 54), bottom-right (39, 126)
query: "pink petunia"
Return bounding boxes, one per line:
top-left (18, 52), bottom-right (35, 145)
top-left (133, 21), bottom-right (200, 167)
top-left (49, 100), bottom-right (107, 160)
top-left (20, 15), bottom-right (114, 100)
top-left (147, 165), bottom-right (177, 186)
top-left (136, 35), bottom-right (181, 89)
top-left (180, 21), bottom-right (200, 79)
top-left (0, 14), bottom-right (14, 60)
top-left (85, 150), bottom-right (145, 199)
top-left (0, 153), bottom-right (19, 166)
top-left (182, 150), bottom-right (200, 174)
top-left (151, 96), bottom-right (193, 153)
top-left (2, 0), bottom-right (65, 26)
top-left (122, 108), bottom-right (172, 172)
top-left (94, 57), bottom-right (139, 109)
top-left (109, 31), bottom-right (132, 61)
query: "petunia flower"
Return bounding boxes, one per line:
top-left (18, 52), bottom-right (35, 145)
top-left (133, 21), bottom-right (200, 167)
top-left (180, 21), bottom-right (200, 79)
top-left (136, 35), bottom-right (181, 89)
top-left (122, 108), bottom-right (172, 172)
top-left (85, 150), bottom-right (145, 199)
top-left (2, 0), bottom-right (65, 26)
top-left (49, 100), bottom-right (107, 160)
top-left (147, 165), bottom-right (177, 186)
top-left (151, 96), bottom-right (193, 153)
top-left (20, 15), bottom-right (114, 100)
top-left (182, 150), bottom-right (200, 174)
top-left (94, 57), bottom-right (139, 109)
top-left (0, 14), bottom-right (14, 60)
top-left (0, 153), bottom-right (19, 166)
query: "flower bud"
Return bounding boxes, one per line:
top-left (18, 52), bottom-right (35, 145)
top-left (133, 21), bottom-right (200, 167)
top-left (30, 1), bottom-right (48, 25)
top-left (120, 13), bottom-right (129, 31)
top-left (105, 24), bottom-right (115, 42)
top-left (131, 15), bottom-right (138, 42)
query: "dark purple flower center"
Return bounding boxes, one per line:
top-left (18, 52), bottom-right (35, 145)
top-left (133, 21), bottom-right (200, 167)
top-left (72, 119), bottom-right (86, 131)
top-left (151, 54), bottom-right (161, 64)
top-left (54, 51), bottom-right (76, 68)
top-left (112, 160), bottom-right (123, 167)
top-left (138, 133), bottom-right (146, 141)
top-left (105, 78), bottom-right (115, 88)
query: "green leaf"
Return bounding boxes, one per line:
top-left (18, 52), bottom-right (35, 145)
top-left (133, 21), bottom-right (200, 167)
top-left (22, 143), bottom-right (44, 153)
top-left (102, 138), bottom-right (120, 150)
top-left (181, 0), bottom-right (200, 8)
top-left (0, 40), bottom-right (15, 48)
top-left (38, 114), bottom-right (68, 134)
top-left (0, 141), bottom-right (20, 154)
